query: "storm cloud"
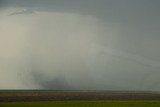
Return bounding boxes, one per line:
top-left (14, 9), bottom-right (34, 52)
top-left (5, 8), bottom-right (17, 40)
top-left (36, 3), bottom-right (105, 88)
top-left (0, 0), bottom-right (160, 91)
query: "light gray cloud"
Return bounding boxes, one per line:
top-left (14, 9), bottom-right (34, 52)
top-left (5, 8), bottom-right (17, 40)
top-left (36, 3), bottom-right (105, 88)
top-left (0, 0), bottom-right (160, 91)
top-left (8, 8), bottom-right (36, 16)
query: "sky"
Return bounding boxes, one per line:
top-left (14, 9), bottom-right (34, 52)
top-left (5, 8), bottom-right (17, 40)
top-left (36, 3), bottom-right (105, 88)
top-left (0, 0), bottom-right (160, 91)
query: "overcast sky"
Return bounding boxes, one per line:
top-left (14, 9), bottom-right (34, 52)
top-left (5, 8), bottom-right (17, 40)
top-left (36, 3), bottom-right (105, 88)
top-left (0, 0), bottom-right (160, 91)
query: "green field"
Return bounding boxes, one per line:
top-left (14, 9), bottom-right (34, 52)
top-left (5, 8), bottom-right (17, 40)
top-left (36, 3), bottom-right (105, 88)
top-left (1, 101), bottom-right (160, 107)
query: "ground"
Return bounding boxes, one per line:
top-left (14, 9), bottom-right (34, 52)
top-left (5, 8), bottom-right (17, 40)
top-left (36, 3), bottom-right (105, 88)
top-left (1, 101), bottom-right (160, 107)
top-left (1, 91), bottom-right (160, 107)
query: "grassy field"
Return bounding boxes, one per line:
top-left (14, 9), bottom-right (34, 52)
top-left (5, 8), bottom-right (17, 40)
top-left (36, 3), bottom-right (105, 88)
top-left (1, 101), bottom-right (160, 107)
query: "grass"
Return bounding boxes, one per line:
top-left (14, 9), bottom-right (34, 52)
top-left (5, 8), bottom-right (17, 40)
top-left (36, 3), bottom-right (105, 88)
top-left (1, 101), bottom-right (160, 107)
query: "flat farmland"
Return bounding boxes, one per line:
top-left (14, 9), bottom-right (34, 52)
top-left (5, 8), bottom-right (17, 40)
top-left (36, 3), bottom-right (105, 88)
top-left (1, 91), bottom-right (160, 107)
top-left (0, 90), bottom-right (160, 102)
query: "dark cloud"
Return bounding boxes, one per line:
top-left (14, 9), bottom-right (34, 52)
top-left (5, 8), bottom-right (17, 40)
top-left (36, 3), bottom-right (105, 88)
top-left (31, 72), bottom-right (73, 90)
top-left (4, 0), bottom-right (160, 21)
top-left (41, 78), bottom-right (72, 90)
top-left (0, 0), bottom-right (5, 8)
